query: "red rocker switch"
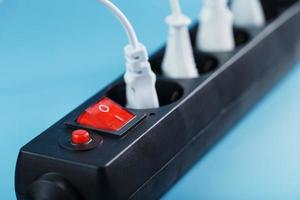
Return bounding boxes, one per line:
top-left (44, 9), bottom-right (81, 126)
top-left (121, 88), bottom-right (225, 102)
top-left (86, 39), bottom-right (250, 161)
top-left (77, 97), bottom-right (135, 132)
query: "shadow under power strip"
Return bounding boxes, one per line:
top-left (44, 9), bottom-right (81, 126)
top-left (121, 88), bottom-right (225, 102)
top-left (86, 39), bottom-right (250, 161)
top-left (15, 0), bottom-right (300, 199)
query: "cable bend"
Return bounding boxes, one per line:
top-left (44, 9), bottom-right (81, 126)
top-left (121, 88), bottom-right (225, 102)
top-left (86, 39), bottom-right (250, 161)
top-left (99, 0), bottom-right (139, 49)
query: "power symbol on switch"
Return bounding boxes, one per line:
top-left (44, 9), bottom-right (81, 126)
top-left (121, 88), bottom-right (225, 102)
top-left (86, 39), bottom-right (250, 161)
top-left (98, 105), bottom-right (110, 112)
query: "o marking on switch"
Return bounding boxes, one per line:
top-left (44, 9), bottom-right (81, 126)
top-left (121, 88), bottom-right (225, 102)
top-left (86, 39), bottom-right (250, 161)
top-left (98, 104), bottom-right (110, 113)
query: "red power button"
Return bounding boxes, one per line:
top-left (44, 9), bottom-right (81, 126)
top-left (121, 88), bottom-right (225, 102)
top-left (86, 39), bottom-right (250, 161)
top-left (72, 130), bottom-right (91, 145)
top-left (77, 97), bottom-right (135, 132)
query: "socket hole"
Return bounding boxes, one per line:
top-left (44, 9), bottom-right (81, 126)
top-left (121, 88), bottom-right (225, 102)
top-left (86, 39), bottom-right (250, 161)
top-left (106, 79), bottom-right (184, 108)
top-left (234, 28), bottom-right (251, 46)
top-left (194, 52), bottom-right (219, 74)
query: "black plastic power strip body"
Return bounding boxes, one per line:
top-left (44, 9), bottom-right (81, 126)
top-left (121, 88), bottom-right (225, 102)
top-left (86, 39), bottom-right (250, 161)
top-left (15, 1), bottom-right (300, 200)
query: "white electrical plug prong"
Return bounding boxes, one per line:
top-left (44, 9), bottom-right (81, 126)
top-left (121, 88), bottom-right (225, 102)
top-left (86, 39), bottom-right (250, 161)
top-left (196, 0), bottom-right (235, 52)
top-left (162, 0), bottom-right (199, 79)
top-left (231, 0), bottom-right (266, 28)
top-left (99, 0), bottom-right (159, 109)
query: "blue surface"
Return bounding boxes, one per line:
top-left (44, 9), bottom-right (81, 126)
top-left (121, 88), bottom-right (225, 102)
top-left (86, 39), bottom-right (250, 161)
top-left (1, 0), bottom-right (300, 199)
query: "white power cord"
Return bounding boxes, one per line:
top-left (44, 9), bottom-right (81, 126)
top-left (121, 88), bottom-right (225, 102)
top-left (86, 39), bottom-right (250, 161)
top-left (99, 0), bottom-right (159, 109)
top-left (100, 0), bottom-right (139, 49)
top-left (162, 0), bottom-right (199, 78)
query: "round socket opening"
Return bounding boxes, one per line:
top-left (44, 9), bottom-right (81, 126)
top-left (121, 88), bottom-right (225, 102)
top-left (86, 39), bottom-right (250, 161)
top-left (106, 79), bottom-right (184, 108)
top-left (234, 28), bottom-right (251, 47)
top-left (194, 52), bottom-right (219, 74)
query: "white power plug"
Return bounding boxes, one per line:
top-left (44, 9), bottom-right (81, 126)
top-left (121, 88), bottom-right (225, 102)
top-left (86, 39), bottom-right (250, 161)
top-left (162, 0), bottom-right (198, 79)
top-left (196, 0), bottom-right (235, 52)
top-left (99, 0), bottom-right (159, 109)
top-left (231, 0), bottom-right (266, 28)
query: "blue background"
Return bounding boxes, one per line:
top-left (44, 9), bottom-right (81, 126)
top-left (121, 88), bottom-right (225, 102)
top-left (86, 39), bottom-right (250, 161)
top-left (1, 0), bottom-right (300, 199)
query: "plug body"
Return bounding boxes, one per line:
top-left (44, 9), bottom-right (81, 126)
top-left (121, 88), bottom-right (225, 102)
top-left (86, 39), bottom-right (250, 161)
top-left (231, 0), bottom-right (266, 28)
top-left (162, 1), bottom-right (198, 78)
top-left (124, 44), bottom-right (159, 109)
top-left (99, 0), bottom-right (159, 110)
top-left (197, 0), bottom-right (235, 52)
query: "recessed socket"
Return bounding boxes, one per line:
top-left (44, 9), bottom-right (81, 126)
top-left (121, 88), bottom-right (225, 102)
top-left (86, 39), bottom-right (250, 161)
top-left (190, 27), bottom-right (251, 48)
top-left (261, 0), bottom-right (297, 21)
top-left (149, 49), bottom-right (218, 76)
top-left (193, 28), bottom-right (250, 75)
top-left (106, 79), bottom-right (184, 108)
top-left (149, 26), bottom-right (251, 77)
top-left (149, 48), bottom-right (165, 75)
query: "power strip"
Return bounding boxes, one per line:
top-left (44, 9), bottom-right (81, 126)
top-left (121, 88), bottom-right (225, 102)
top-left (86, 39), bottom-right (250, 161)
top-left (15, 0), bottom-right (300, 199)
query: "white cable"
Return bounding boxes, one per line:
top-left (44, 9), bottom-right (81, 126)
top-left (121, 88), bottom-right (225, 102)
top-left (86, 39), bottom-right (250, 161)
top-left (99, 0), bottom-right (159, 109)
top-left (170, 0), bottom-right (182, 17)
top-left (99, 0), bottom-right (139, 49)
